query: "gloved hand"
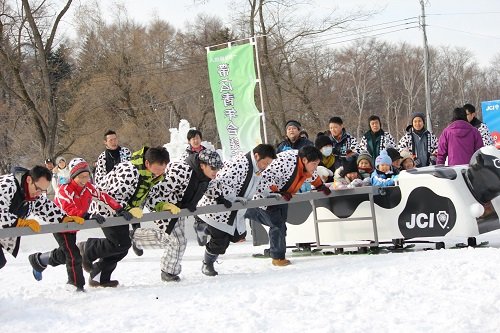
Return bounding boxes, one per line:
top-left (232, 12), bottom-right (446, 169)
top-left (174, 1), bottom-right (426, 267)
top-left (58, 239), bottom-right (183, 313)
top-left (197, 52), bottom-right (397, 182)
top-left (216, 196), bottom-right (232, 208)
top-left (129, 207), bottom-right (143, 218)
top-left (16, 218), bottom-right (41, 232)
top-left (234, 197), bottom-right (248, 206)
top-left (186, 205), bottom-right (197, 212)
top-left (155, 202), bottom-right (181, 214)
top-left (90, 214), bottom-right (106, 225)
top-left (116, 208), bottom-right (134, 221)
top-left (62, 216), bottom-right (85, 224)
top-left (266, 193), bottom-right (283, 199)
top-left (316, 184), bottom-right (332, 196)
top-left (281, 192), bottom-right (293, 201)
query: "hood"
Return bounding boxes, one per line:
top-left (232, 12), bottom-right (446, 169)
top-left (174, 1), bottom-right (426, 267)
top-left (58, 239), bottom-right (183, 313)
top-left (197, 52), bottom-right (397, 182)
top-left (447, 120), bottom-right (475, 138)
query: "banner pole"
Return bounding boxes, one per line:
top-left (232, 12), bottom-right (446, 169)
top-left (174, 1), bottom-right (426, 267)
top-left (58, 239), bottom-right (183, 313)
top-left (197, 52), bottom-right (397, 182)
top-left (252, 35), bottom-right (268, 144)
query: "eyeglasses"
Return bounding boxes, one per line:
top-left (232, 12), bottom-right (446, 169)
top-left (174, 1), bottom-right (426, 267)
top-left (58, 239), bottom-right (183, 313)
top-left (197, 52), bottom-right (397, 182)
top-left (33, 182), bottom-right (47, 194)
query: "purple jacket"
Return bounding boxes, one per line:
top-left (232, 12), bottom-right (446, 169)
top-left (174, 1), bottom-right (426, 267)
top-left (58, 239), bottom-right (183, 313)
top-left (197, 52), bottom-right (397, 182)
top-left (437, 120), bottom-right (483, 165)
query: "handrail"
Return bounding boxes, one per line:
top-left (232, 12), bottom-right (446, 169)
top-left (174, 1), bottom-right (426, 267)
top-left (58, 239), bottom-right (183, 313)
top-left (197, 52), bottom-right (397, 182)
top-left (0, 187), bottom-right (381, 239)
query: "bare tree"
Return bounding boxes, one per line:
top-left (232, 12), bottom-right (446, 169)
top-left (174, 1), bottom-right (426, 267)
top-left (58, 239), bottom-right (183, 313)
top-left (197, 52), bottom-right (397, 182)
top-left (0, 0), bottom-right (73, 159)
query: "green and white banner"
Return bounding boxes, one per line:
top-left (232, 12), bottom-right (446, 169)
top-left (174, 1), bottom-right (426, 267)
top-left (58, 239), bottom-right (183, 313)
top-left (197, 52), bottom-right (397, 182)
top-left (207, 43), bottom-right (262, 159)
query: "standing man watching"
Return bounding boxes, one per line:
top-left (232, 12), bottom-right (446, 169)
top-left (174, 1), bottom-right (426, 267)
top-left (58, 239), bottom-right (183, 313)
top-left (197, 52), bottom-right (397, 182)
top-left (328, 117), bottom-right (359, 169)
top-left (277, 120), bottom-right (313, 153)
top-left (94, 130), bottom-right (132, 188)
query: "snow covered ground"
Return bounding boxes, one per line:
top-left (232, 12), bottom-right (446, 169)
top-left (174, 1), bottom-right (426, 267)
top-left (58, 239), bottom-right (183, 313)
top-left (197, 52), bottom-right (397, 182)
top-left (2, 225), bottom-right (500, 333)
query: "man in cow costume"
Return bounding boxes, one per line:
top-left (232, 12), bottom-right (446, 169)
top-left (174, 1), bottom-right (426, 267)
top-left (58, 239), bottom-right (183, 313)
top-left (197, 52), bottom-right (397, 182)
top-left (80, 146), bottom-right (170, 287)
top-left (247, 146), bottom-right (331, 266)
top-left (197, 144), bottom-right (277, 276)
top-left (0, 166), bottom-right (81, 269)
top-left (131, 149), bottom-right (227, 282)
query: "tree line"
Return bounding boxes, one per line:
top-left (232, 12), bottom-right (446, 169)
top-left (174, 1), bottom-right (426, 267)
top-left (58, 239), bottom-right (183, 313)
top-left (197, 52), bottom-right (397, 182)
top-left (0, 0), bottom-right (499, 173)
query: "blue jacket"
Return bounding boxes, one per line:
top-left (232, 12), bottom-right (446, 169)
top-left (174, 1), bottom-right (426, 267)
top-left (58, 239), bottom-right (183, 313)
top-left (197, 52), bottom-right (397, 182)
top-left (370, 169), bottom-right (397, 187)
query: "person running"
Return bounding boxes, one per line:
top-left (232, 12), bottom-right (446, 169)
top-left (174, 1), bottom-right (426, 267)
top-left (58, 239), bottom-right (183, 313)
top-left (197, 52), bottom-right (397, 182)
top-left (0, 166), bottom-right (79, 270)
top-left (131, 149), bottom-right (225, 282)
top-left (79, 146), bottom-right (169, 287)
top-left (197, 144), bottom-right (276, 276)
top-left (28, 158), bottom-right (127, 292)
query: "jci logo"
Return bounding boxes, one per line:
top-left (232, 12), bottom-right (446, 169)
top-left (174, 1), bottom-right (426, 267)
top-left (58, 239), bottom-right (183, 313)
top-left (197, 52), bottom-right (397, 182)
top-left (398, 187), bottom-right (456, 237)
top-left (405, 211), bottom-right (449, 229)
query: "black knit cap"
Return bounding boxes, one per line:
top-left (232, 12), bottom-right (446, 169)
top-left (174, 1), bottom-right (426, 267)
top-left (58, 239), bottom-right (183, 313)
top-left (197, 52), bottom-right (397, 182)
top-left (386, 147), bottom-right (402, 161)
top-left (285, 120), bottom-right (301, 130)
top-left (315, 135), bottom-right (332, 150)
top-left (340, 155), bottom-right (358, 177)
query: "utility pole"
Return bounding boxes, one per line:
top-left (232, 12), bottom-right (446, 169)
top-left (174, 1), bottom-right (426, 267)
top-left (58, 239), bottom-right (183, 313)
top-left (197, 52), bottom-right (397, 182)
top-left (420, 0), bottom-right (432, 129)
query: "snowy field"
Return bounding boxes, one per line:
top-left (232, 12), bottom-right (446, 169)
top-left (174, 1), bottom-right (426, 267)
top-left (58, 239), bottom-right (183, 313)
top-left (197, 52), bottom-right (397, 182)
top-left (2, 225), bottom-right (500, 333)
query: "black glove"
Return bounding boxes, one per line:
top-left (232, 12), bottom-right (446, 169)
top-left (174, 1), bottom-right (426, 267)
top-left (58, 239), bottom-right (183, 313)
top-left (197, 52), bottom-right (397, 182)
top-left (187, 205), bottom-right (197, 212)
top-left (316, 184), bottom-right (331, 196)
top-left (281, 192), bottom-right (292, 201)
top-left (216, 196), bottom-right (232, 208)
top-left (116, 208), bottom-right (133, 221)
top-left (90, 214), bottom-right (106, 224)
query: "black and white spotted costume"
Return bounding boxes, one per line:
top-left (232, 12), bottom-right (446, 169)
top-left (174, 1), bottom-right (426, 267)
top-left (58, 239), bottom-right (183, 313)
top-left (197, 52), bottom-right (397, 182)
top-left (0, 173), bottom-right (65, 267)
top-left (197, 152), bottom-right (265, 257)
top-left (247, 150), bottom-right (323, 260)
top-left (398, 127), bottom-right (438, 167)
top-left (470, 118), bottom-right (494, 146)
top-left (85, 147), bottom-right (162, 284)
top-left (93, 146), bottom-right (131, 189)
top-left (358, 130), bottom-right (397, 158)
top-left (133, 154), bottom-right (213, 276)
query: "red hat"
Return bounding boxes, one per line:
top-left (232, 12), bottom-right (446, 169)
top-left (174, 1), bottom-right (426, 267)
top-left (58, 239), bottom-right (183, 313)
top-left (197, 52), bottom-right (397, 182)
top-left (69, 158), bottom-right (90, 179)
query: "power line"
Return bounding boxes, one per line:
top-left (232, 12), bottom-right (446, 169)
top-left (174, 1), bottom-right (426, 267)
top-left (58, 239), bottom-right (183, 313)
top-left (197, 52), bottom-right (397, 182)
top-left (429, 24), bottom-right (500, 40)
top-left (299, 20), bottom-right (419, 46)
top-left (427, 11), bottom-right (500, 16)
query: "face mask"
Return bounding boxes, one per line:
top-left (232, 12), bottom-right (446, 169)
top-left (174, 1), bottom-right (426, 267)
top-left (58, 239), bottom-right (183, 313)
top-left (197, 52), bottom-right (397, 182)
top-left (321, 147), bottom-right (333, 157)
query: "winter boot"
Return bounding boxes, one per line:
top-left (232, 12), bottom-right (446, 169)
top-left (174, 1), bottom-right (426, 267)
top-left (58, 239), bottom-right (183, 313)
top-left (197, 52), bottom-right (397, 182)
top-left (89, 279), bottom-right (119, 288)
top-left (77, 241), bottom-right (92, 273)
top-left (201, 250), bottom-right (219, 276)
top-left (272, 258), bottom-right (291, 266)
top-left (161, 271), bottom-right (180, 282)
top-left (29, 252), bottom-right (48, 281)
top-left (194, 218), bottom-right (208, 246)
top-left (129, 230), bottom-right (144, 256)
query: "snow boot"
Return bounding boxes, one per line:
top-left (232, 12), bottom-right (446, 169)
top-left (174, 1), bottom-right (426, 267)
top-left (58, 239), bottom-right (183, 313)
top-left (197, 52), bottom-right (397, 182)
top-left (129, 230), bottom-right (144, 256)
top-left (161, 271), bottom-right (180, 282)
top-left (194, 218), bottom-right (208, 246)
top-left (201, 250), bottom-right (219, 276)
top-left (28, 252), bottom-right (48, 281)
top-left (77, 241), bottom-right (92, 273)
top-left (272, 258), bottom-right (291, 266)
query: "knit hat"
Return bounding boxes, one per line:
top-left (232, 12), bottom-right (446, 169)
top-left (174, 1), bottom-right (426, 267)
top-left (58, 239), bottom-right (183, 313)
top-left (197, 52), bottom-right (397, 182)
top-left (339, 156), bottom-right (358, 177)
top-left (357, 151), bottom-right (373, 167)
top-left (411, 112), bottom-right (425, 125)
top-left (285, 120), bottom-right (301, 130)
top-left (198, 149), bottom-right (223, 169)
top-left (400, 149), bottom-right (414, 163)
top-left (375, 150), bottom-right (392, 168)
top-left (68, 158), bottom-right (91, 179)
top-left (55, 156), bottom-right (66, 164)
top-left (386, 147), bottom-right (402, 162)
top-left (315, 135), bottom-right (333, 150)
